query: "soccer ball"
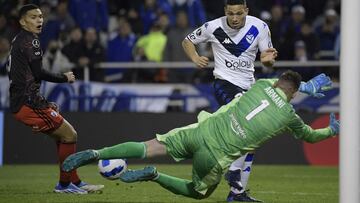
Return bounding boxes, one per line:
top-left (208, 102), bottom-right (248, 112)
top-left (98, 159), bottom-right (127, 180)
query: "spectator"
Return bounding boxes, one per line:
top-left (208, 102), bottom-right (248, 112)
top-left (69, 0), bottom-right (109, 32)
top-left (0, 14), bottom-right (17, 41)
top-left (163, 10), bottom-right (193, 82)
top-left (40, 1), bottom-right (76, 49)
top-left (294, 40), bottom-right (308, 62)
top-left (139, 0), bottom-right (173, 34)
top-left (106, 19), bottom-right (137, 82)
top-left (43, 40), bottom-right (74, 73)
top-left (127, 8), bottom-right (144, 36)
top-left (314, 9), bottom-right (340, 59)
top-left (62, 27), bottom-right (83, 66)
top-left (78, 27), bottom-right (106, 82)
top-left (157, 12), bottom-right (171, 33)
top-left (167, 0), bottom-right (206, 28)
top-left (268, 5), bottom-right (287, 55)
top-left (134, 24), bottom-right (167, 63)
top-left (296, 22), bottom-right (320, 60)
top-left (133, 23), bottom-right (167, 82)
top-left (0, 37), bottom-right (10, 75)
top-left (292, 40), bottom-right (317, 80)
top-left (280, 5), bottom-right (306, 60)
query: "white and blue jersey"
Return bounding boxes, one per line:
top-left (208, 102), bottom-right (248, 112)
top-left (186, 16), bottom-right (273, 90)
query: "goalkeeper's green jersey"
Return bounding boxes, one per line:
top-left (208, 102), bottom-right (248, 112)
top-left (197, 79), bottom-right (335, 169)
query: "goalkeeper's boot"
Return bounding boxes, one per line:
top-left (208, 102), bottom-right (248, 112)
top-left (227, 190), bottom-right (262, 202)
top-left (119, 166), bottom-right (158, 183)
top-left (77, 181), bottom-right (105, 193)
top-left (62, 149), bottom-right (99, 172)
top-left (54, 182), bottom-right (87, 194)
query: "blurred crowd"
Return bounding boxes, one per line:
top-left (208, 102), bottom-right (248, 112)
top-left (0, 0), bottom-right (341, 82)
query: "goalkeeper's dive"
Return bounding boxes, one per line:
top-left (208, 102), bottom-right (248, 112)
top-left (62, 70), bottom-right (339, 200)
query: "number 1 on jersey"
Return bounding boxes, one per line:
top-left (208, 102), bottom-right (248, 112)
top-left (245, 100), bottom-right (269, 120)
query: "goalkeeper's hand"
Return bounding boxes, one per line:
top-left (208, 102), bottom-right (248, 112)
top-left (329, 113), bottom-right (340, 135)
top-left (298, 73), bottom-right (332, 98)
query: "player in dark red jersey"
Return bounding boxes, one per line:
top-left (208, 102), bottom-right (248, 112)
top-left (7, 4), bottom-right (103, 194)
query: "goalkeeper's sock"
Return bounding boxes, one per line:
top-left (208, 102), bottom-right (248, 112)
top-left (57, 142), bottom-right (80, 184)
top-left (240, 153), bottom-right (255, 190)
top-left (152, 173), bottom-right (202, 199)
top-left (97, 142), bottom-right (146, 159)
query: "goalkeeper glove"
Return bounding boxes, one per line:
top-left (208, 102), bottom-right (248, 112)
top-left (329, 113), bottom-right (340, 135)
top-left (299, 73), bottom-right (332, 98)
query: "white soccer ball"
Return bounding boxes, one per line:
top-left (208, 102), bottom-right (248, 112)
top-left (98, 159), bottom-right (127, 180)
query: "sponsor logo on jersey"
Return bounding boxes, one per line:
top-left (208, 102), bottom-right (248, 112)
top-left (225, 59), bottom-right (251, 71)
top-left (32, 39), bottom-right (40, 48)
top-left (245, 34), bottom-right (255, 44)
top-left (229, 113), bottom-right (246, 138)
top-left (50, 110), bottom-right (58, 117)
top-left (222, 38), bottom-right (232, 44)
top-left (34, 51), bottom-right (41, 56)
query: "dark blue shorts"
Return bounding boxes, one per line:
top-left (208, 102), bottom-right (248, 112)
top-left (213, 79), bottom-right (247, 106)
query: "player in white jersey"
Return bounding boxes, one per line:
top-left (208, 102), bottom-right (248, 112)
top-left (182, 0), bottom-right (277, 202)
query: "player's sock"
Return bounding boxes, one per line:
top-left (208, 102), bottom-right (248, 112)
top-left (97, 142), bottom-right (146, 159)
top-left (152, 172), bottom-right (201, 199)
top-left (57, 142), bottom-right (80, 184)
top-left (240, 152), bottom-right (255, 190)
top-left (227, 155), bottom-right (245, 194)
top-left (229, 155), bottom-right (245, 171)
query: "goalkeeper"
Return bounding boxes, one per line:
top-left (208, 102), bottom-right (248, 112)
top-left (63, 70), bottom-right (339, 200)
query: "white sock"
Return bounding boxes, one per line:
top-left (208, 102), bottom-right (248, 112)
top-left (229, 155), bottom-right (246, 171)
top-left (240, 153), bottom-right (255, 190)
top-left (229, 154), bottom-right (247, 194)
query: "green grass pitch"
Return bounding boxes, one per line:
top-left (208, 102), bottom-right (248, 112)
top-left (0, 164), bottom-right (338, 203)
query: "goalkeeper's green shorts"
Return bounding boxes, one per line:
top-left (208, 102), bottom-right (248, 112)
top-left (156, 123), bottom-right (223, 195)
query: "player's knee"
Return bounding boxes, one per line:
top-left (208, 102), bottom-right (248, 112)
top-left (60, 130), bottom-right (77, 143)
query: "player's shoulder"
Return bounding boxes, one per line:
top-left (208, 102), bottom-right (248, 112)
top-left (256, 78), bottom-right (273, 84)
top-left (246, 15), bottom-right (269, 30)
top-left (203, 16), bottom-right (225, 30)
top-left (13, 30), bottom-right (40, 48)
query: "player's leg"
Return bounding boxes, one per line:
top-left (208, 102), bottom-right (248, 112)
top-left (120, 146), bottom-right (220, 200)
top-left (226, 155), bottom-right (246, 194)
top-left (50, 118), bottom-right (104, 193)
top-left (62, 141), bottom-right (150, 172)
top-left (63, 121), bottom-right (200, 171)
top-left (226, 152), bottom-right (261, 202)
top-left (62, 137), bottom-right (169, 172)
top-left (240, 152), bottom-right (255, 192)
top-left (13, 105), bottom-right (89, 194)
top-left (213, 80), bottom-right (261, 202)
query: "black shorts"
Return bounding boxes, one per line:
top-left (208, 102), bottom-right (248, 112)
top-left (213, 79), bottom-right (247, 106)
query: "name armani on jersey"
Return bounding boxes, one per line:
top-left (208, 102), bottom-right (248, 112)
top-left (264, 87), bottom-right (286, 108)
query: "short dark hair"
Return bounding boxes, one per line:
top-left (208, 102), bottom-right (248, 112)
top-left (19, 4), bottom-right (39, 18)
top-left (278, 70), bottom-right (302, 90)
top-left (225, 0), bottom-right (247, 6)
